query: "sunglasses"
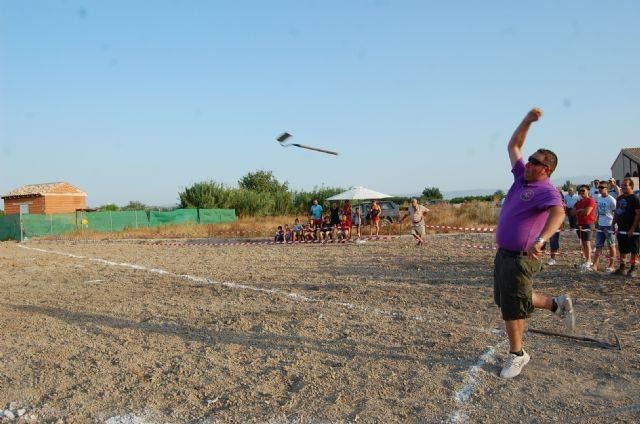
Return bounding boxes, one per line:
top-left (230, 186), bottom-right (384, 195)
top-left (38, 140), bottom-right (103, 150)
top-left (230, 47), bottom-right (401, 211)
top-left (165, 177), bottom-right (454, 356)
top-left (598, 186), bottom-right (606, 189)
top-left (579, 189), bottom-right (587, 193)
top-left (527, 156), bottom-right (548, 168)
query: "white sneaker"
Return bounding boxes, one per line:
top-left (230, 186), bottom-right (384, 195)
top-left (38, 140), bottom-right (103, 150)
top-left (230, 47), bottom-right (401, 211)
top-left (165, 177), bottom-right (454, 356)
top-left (579, 262), bottom-right (593, 273)
top-left (500, 350), bottom-right (530, 379)
top-left (546, 258), bottom-right (557, 266)
top-left (553, 294), bottom-right (575, 331)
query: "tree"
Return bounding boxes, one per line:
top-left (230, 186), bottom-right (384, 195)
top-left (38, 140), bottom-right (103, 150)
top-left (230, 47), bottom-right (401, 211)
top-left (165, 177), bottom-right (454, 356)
top-left (99, 204), bottom-right (119, 211)
top-left (562, 180), bottom-right (573, 191)
top-left (122, 201), bottom-right (148, 210)
top-left (238, 170), bottom-right (288, 194)
top-left (421, 186), bottom-right (443, 200)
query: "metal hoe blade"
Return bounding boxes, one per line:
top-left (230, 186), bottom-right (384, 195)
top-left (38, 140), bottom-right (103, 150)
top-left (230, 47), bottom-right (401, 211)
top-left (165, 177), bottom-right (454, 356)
top-left (275, 132), bottom-right (338, 156)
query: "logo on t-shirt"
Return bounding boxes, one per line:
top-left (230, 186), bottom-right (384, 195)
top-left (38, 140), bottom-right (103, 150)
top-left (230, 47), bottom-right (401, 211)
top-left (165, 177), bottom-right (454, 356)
top-left (520, 189), bottom-right (534, 202)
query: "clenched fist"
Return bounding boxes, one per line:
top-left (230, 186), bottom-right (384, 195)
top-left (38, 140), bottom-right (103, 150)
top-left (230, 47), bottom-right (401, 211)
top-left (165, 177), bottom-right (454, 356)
top-left (524, 108), bottom-right (543, 123)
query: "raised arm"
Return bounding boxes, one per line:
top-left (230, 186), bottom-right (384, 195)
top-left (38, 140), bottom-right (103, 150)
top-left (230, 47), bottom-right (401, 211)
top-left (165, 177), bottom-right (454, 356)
top-left (508, 108), bottom-right (543, 168)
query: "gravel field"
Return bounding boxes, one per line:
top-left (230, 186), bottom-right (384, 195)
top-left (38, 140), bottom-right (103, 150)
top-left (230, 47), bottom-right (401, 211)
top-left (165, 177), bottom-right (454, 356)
top-left (0, 233), bottom-right (638, 423)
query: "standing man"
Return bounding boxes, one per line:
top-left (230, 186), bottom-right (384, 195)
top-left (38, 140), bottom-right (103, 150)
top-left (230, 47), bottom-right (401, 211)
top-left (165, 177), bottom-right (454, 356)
top-left (592, 181), bottom-right (617, 272)
top-left (401, 198), bottom-right (430, 246)
top-left (494, 108), bottom-right (575, 379)
top-left (613, 178), bottom-right (640, 277)
top-left (310, 199), bottom-right (323, 228)
top-left (574, 184), bottom-right (597, 271)
top-left (609, 178), bottom-right (622, 198)
top-left (564, 186), bottom-right (579, 230)
top-left (589, 179), bottom-right (600, 198)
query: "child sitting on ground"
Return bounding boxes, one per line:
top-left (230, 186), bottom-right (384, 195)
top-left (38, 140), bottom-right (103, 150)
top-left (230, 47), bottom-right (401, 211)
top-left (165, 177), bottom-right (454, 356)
top-left (303, 219), bottom-right (316, 241)
top-left (284, 224), bottom-right (292, 242)
top-left (291, 218), bottom-right (304, 241)
top-left (274, 225), bottom-right (285, 242)
top-left (320, 215), bottom-right (334, 241)
top-left (337, 215), bottom-right (350, 240)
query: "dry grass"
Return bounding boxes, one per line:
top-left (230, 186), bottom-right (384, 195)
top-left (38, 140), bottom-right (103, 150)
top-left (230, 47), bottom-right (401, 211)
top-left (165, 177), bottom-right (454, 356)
top-left (45, 202), bottom-right (499, 240)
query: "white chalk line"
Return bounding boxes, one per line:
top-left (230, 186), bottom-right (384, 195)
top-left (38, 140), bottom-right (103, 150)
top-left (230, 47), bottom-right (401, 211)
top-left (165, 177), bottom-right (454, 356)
top-left (19, 244), bottom-right (500, 336)
top-left (447, 339), bottom-right (508, 423)
top-left (20, 244), bottom-right (505, 422)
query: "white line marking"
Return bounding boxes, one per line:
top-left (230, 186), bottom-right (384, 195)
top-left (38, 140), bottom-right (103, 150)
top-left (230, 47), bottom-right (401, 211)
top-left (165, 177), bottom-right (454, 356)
top-left (19, 245), bottom-right (499, 336)
top-left (447, 340), bottom-right (507, 423)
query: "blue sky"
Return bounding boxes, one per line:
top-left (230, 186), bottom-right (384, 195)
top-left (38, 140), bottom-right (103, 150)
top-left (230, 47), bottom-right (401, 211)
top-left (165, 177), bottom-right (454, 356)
top-left (1, 1), bottom-right (638, 207)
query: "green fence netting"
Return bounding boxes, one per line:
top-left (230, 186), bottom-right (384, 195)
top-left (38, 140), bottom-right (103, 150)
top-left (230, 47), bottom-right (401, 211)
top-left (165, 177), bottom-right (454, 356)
top-left (199, 208), bottom-right (237, 224)
top-left (149, 209), bottom-right (199, 227)
top-left (76, 210), bottom-right (149, 232)
top-left (22, 213), bottom-right (77, 238)
top-left (0, 208), bottom-right (236, 240)
top-left (0, 215), bottom-right (20, 241)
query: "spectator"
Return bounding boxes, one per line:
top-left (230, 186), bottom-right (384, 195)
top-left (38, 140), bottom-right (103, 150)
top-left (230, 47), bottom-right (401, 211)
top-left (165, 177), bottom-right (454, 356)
top-left (589, 179), bottom-right (600, 198)
top-left (574, 184), bottom-right (596, 271)
top-left (546, 188), bottom-right (565, 266)
top-left (564, 186), bottom-right (579, 230)
top-left (352, 208), bottom-right (362, 238)
top-left (291, 218), bottom-right (304, 241)
top-left (310, 199), bottom-right (323, 228)
top-left (303, 219), bottom-right (316, 241)
top-left (284, 224), bottom-right (292, 242)
top-left (592, 181), bottom-right (617, 272)
top-left (320, 215), bottom-right (334, 241)
top-left (401, 197), bottom-right (430, 246)
top-left (337, 215), bottom-right (350, 240)
top-left (342, 200), bottom-right (352, 236)
top-left (613, 177), bottom-right (640, 277)
top-left (609, 178), bottom-right (621, 198)
top-left (274, 225), bottom-right (285, 242)
top-left (369, 200), bottom-right (382, 236)
top-left (329, 202), bottom-right (340, 227)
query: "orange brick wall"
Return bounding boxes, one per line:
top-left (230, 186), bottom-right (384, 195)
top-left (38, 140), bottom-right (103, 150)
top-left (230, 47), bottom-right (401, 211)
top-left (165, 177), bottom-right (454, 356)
top-left (44, 195), bottom-right (86, 214)
top-left (3, 195), bottom-right (86, 215)
top-left (3, 197), bottom-right (46, 214)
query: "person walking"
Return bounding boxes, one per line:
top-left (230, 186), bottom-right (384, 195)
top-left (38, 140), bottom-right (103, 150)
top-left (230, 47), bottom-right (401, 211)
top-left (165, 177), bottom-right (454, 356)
top-left (613, 178), bottom-right (640, 277)
top-left (401, 198), bottom-right (430, 246)
top-left (494, 107), bottom-right (575, 379)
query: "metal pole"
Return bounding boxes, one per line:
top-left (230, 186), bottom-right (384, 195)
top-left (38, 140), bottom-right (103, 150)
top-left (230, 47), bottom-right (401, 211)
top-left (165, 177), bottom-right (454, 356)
top-left (19, 210), bottom-right (23, 242)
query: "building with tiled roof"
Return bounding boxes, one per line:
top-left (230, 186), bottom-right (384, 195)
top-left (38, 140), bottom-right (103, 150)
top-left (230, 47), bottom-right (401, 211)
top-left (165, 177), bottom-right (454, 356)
top-left (2, 182), bottom-right (87, 215)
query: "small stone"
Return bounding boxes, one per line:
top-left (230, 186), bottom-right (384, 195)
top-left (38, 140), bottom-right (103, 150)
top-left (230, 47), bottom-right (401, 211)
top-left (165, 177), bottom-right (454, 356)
top-left (17, 408), bottom-right (26, 417)
top-left (4, 410), bottom-right (15, 419)
top-left (9, 402), bottom-right (18, 410)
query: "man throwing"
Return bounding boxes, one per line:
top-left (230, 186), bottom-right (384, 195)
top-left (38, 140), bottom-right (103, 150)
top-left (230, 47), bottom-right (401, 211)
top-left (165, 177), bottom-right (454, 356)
top-left (494, 107), bottom-right (575, 379)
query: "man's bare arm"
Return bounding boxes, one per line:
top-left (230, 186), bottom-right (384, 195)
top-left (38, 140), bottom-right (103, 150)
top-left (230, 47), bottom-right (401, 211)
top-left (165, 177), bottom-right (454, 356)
top-left (528, 205), bottom-right (565, 259)
top-left (508, 108), bottom-right (543, 168)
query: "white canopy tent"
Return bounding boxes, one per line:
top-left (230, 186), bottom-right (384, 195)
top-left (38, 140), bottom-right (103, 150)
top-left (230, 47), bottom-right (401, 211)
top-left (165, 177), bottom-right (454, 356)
top-left (326, 186), bottom-right (392, 201)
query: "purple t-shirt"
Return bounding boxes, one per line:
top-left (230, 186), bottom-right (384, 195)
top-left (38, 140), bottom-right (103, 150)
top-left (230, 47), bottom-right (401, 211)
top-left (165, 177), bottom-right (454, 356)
top-left (496, 159), bottom-right (563, 252)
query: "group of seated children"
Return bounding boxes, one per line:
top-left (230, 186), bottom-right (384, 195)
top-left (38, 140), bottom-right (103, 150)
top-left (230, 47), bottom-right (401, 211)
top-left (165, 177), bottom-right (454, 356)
top-left (275, 216), bottom-right (351, 242)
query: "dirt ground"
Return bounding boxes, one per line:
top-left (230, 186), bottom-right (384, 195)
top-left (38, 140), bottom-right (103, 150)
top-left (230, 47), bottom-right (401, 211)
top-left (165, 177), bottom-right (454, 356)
top-left (0, 233), bottom-right (638, 423)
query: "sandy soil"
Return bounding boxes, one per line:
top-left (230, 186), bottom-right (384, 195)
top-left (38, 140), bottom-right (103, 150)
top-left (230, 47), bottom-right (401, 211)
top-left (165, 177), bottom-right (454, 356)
top-left (0, 233), bottom-right (638, 423)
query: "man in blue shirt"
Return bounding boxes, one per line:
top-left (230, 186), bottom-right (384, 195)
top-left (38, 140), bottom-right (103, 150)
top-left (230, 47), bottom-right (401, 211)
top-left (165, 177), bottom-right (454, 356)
top-left (310, 199), bottom-right (323, 227)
